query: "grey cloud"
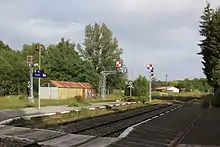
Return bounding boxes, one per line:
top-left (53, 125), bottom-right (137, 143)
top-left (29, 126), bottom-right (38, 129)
top-left (0, 0), bottom-right (219, 80)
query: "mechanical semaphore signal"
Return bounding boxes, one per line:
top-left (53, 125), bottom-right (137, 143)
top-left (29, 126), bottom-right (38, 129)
top-left (116, 60), bottom-right (123, 68)
top-left (146, 64), bottom-right (153, 70)
top-left (146, 64), bottom-right (154, 77)
top-left (146, 64), bottom-right (154, 102)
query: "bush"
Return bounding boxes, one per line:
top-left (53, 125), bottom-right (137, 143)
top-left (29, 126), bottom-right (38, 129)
top-left (202, 98), bottom-right (211, 108)
top-left (74, 95), bottom-right (84, 102)
top-left (25, 103), bottom-right (35, 108)
top-left (122, 96), bottom-right (148, 103)
top-left (18, 95), bottom-right (26, 100)
top-left (211, 89), bottom-right (220, 107)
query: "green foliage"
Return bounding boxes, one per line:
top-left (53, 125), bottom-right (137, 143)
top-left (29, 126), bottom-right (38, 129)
top-left (78, 23), bottom-right (126, 92)
top-left (198, 2), bottom-right (220, 92)
top-left (153, 78), bottom-right (211, 92)
top-left (132, 75), bottom-right (149, 97)
top-left (0, 42), bottom-right (29, 95)
top-left (0, 23), bottom-right (127, 97)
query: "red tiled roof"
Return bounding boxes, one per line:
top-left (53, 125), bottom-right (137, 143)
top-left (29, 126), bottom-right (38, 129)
top-left (50, 80), bottom-right (94, 89)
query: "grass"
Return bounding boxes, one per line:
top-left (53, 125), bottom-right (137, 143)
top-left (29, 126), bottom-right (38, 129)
top-left (0, 92), bottom-right (210, 110)
top-left (0, 96), bottom-right (89, 110)
top-left (85, 93), bottom-right (123, 103)
top-left (9, 103), bottom-right (149, 129)
top-left (0, 94), bottom-right (122, 110)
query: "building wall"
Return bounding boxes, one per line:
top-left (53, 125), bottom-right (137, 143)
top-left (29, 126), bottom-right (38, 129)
top-left (58, 88), bottom-right (82, 99)
top-left (167, 87), bottom-right (179, 93)
top-left (40, 87), bottom-right (59, 99)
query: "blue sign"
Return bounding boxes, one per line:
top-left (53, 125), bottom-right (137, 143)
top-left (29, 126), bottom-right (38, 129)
top-left (32, 69), bottom-right (47, 78)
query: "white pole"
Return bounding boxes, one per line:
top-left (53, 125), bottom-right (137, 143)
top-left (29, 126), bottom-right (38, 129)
top-left (30, 65), bottom-right (34, 103)
top-left (149, 72), bottom-right (152, 103)
top-left (38, 47), bottom-right (41, 110)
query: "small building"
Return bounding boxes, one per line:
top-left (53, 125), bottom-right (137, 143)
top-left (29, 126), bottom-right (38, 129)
top-left (166, 86), bottom-right (179, 93)
top-left (40, 80), bottom-right (96, 99)
top-left (154, 86), bottom-right (179, 93)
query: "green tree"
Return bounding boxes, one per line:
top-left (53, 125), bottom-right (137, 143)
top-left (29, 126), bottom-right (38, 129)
top-left (0, 41), bottom-right (29, 95)
top-left (78, 23), bottom-right (126, 92)
top-left (198, 3), bottom-right (220, 92)
top-left (133, 75), bottom-right (149, 97)
top-left (43, 38), bottom-right (99, 89)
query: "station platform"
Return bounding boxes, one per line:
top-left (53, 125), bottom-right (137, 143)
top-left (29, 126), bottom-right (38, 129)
top-left (0, 125), bottom-right (118, 147)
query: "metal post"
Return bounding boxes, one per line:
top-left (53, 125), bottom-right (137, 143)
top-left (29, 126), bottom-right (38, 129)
top-left (38, 47), bottom-right (41, 109)
top-left (98, 75), bottom-right (102, 97)
top-left (149, 73), bottom-right (152, 102)
top-left (30, 65), bottom-right (34, 103)
top-left (102, 73), bottom-right (106, 100)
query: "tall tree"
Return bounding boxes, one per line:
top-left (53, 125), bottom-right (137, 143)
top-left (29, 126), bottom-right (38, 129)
top-left (78, 23), bottom-right (126, 91)
top-left (198, 2), bottom-right (220, 92)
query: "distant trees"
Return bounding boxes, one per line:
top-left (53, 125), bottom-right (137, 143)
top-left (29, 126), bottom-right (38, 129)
top-left (152, 78), bottom-right (210, 93)
top-left (0, 23), bottom-right (127, 96)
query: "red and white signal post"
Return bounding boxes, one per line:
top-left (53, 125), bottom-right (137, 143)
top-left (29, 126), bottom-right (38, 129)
top-left (100, 60), bottom-right (127, 100)
top-left (146, 64), bottom-right (154, 102)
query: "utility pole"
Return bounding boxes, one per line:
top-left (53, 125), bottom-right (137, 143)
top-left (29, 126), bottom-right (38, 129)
top-left (165, 74), bottom-right (168, 82)
top-left (27, 55), bottom-right (34, 103)
top-left (38, 47), bottom-right (41, 109)
top-left (35, 43), bottom-right (42, 110)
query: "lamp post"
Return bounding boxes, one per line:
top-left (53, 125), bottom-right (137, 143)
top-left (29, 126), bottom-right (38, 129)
top-left (35, 43), bottom-right (42, 110)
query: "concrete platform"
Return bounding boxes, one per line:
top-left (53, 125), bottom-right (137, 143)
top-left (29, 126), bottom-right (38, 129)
top-left (178, 144), bottom-right (220, 147)
top-left (180, 107), bottom-right (220, 146)
top-left (0, 125), bottom-right (118, 147)
top-left (39, 134), bottom-right (119, 147)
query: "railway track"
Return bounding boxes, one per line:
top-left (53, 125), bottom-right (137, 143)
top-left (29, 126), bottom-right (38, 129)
top-left (21, 103), bottom-right (182, 147)
top-left (6, 100), bottom-right (196, 147)
top-left (72, 104), bottom-right (178, 137)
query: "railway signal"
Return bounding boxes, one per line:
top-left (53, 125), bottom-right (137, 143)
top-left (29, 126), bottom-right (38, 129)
top-left (116, 60), bottom-right (123, 68)
top-left (146, 64), bottom-right (154, 103)
top-left (127, 80), bottom-right (134, 96)
top-left (116, 60), bottom-right (124, 73)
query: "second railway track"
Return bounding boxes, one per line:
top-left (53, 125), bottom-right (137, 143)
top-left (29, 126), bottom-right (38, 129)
top-left (72, 104), bottom-right (180, 137)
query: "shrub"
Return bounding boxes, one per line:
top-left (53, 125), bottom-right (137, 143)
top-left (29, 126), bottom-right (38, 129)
top-left (18, 95), bottom-right (26, 100)
top-left (25, 103), bottom-right (35, 108)
top-left (74, 95), bottom-right (84, 102)
top-left (211, 89), bottom-right (220, 107)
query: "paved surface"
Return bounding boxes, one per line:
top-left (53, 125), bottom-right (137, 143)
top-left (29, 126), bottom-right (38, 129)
top-left (180, 107), bottom-right (220, 146)
top-left (108, 103), bottom-right (202, 147)
top-left (0, 101), bottom-right (123, 122)
top-left (0, 125), bottom-right (118, 147)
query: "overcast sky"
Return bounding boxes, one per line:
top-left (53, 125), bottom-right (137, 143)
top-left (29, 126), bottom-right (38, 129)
top-left (1, 0), bottom-right (220, 81)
